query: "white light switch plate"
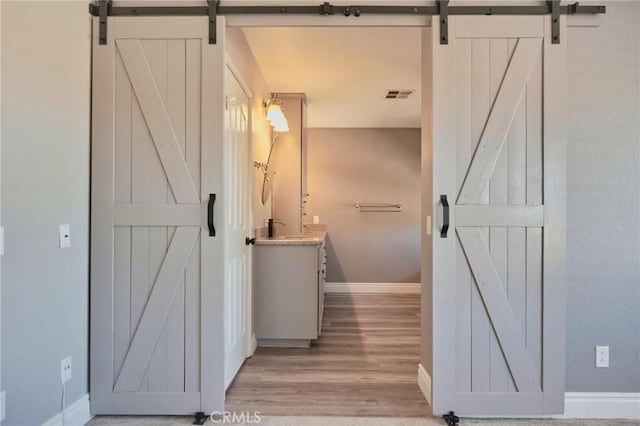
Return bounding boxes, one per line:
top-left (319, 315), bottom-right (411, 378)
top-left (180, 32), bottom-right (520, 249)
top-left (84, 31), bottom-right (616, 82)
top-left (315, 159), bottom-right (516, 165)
top-left (596, 345), bottom-right (609, 368)
top-left (59, 224), bottom-right (71, 248)
top-left (426, 215), bottom-right (432, 236)
top-left (0, 226), bottom-right (4, 256)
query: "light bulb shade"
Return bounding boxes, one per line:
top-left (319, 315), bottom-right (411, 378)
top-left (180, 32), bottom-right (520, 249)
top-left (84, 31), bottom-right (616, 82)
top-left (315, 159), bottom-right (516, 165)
top-left (266, 104), bottom-right (283, 123)
top-left (273, 117), bottom-right (289, 132)
top-left (271, 115), bottom-right (288, 132)
top-left (266, 103), bottom-right (289, 132)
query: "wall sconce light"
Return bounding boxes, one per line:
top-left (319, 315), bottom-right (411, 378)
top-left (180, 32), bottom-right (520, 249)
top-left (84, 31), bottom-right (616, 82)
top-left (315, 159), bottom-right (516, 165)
top-left (265, 97), bottom-right (289, 132)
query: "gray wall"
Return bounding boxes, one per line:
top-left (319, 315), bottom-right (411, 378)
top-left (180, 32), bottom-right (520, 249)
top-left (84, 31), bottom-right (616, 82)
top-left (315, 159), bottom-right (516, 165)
top-left (1, 2), bottom-right (91, 425)
top-left (565, 1), bottom-right (640, 392)
top-left (306, 128), bottom-right (421, 283)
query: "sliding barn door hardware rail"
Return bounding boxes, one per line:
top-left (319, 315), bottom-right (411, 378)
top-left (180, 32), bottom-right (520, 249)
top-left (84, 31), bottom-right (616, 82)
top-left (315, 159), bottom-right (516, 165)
top-left (89, 1), bottom-right (606, 46)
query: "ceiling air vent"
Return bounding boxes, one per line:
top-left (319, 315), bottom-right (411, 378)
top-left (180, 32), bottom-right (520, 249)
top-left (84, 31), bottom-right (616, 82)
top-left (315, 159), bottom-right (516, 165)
top-left (385, 89), bottom-right (415, 99)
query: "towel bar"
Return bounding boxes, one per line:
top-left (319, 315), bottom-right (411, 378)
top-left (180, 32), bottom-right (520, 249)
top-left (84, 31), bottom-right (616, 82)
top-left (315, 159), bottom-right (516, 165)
top-left (355, 203), bottom-right (402, 213)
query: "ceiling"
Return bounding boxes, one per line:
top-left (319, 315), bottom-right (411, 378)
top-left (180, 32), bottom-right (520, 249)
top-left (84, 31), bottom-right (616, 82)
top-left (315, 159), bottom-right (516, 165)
top-left (241, 27), bottom-right (422, 128)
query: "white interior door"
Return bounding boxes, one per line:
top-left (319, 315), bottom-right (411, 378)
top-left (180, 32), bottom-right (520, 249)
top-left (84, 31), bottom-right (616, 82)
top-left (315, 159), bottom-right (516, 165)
top-left (224, 67), bottom-right (252, 389)
top-left (91, 16), bottom-right (227, 414)
top-left (428, 15), bottom-right (567, 415)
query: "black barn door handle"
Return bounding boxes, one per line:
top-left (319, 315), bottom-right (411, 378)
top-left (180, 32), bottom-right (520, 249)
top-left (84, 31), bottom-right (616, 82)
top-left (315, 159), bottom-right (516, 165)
top-left (208, 193), bottom-right (216, 237)
top-left (440, 194), bottom-right (449, 238)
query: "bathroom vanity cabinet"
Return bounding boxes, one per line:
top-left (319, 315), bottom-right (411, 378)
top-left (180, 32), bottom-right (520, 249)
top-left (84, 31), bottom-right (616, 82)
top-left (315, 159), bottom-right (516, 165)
top-left (254, 233), bottom-right (326, 347)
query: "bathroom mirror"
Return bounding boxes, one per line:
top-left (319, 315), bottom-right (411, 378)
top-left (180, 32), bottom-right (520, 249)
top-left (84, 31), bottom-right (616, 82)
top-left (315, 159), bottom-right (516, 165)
top-left (261, 174), bottom-right (273, 205)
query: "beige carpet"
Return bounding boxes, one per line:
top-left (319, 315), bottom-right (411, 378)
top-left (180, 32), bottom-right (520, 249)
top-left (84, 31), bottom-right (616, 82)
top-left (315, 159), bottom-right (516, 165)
top-left (88, 415), bottom-right (639, 425)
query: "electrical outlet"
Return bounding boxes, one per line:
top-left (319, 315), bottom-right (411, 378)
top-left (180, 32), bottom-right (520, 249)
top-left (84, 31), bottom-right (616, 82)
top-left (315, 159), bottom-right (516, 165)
top-left (596, 345), bottom-right (609, 368)
top-left (61, 357), bottom-right (72, 384)
top-left (59, 224), bottom-right (71, 248)
top-left (1, 390), bottom-right (6, 422)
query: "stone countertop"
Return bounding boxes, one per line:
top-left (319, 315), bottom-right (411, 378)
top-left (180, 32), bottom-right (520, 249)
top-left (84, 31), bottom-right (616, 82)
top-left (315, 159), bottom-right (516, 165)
top-left (254, 225), bottom-right (327, 246)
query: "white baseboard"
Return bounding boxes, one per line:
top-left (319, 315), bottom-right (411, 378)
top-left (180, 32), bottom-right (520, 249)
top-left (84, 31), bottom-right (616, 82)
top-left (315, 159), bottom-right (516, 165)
top-left (42, 394), bottom-right (92, 426)
top-left (247, 333), bottom-right (258, 357)
top-left (563, 392), bottom-right (640, 419)
top-left (429, 389), bottom-right (639, 419)
top-left (325, 282), bottom-right (420, 294)
top-left (417, 363), bottom-right (432, 407)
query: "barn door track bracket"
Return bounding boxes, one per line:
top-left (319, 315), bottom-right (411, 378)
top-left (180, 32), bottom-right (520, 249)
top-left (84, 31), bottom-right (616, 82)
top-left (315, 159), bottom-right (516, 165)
top-left (89, 1), bottom-right (606, 45)
top-left (97, 0), bottom-right (112, 45)
top-left (437, 0), bottom-right (449, 45)
top-left (208, 0), bottom-right (220, 44)
top-left (548, 0), bottom-right (560, 44)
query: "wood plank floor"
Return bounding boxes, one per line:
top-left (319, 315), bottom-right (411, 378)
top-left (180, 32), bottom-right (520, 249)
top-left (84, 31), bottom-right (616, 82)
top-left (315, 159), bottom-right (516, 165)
top-left (225, 293), bottom-right (430, 417)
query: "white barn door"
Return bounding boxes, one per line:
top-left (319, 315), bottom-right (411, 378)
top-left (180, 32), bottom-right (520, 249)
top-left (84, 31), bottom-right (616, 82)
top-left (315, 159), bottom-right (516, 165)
top-left (429, 16), bottom-right (566, 415)
top-left (91, 16), bottom-right (226, 414)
